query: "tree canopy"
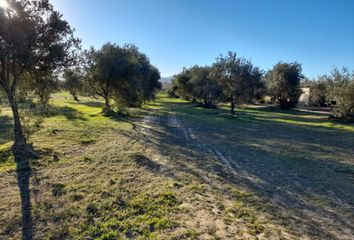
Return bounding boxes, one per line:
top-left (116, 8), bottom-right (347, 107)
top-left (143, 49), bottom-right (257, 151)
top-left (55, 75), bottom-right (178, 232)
top-left (84, 43), bottom-right (161, 113)
top-left (212, 52), bottom-right (263, 114)
top-left (265, 62), bottom-right (303, 109)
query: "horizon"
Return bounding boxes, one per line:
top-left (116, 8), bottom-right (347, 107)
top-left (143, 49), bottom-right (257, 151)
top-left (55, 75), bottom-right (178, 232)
top-left (51, 0), bottom-right (354, 78)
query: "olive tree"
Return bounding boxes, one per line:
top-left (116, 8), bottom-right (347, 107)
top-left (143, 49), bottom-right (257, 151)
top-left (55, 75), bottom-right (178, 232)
top-left (309, 77), bottom-right (328, 107)
top-left (84, 43), bottom-right (161, 113)
top-left (265, 62), bottom-right (303, 110)
top-left (326, 68), bottom-right (354, 120)
top-left (212, 52), bottom-right (263, 114)
top-left (189, 65), bottom-right (221, 108)
top-left (63, 69), bottom-right (83, 102)
top-left (171, 68), bottom-right (194, 101)
top-left (0, 0), bottom-right (80, 155)
top-left (31, 71), bottom-right (60, 105)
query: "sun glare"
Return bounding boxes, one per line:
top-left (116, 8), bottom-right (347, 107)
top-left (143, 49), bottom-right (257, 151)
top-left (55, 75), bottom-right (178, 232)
top-left (0, 0), bottom-right (9, 9)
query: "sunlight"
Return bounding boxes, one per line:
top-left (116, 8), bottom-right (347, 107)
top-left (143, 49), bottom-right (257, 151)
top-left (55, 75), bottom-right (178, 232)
top-left (0, 0), bottom-right (9, 9)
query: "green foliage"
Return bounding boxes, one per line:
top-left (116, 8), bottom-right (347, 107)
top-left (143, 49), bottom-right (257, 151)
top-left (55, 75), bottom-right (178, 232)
top-left (84, 43), bottom-right (161, 113)
top-left (171, 65), bottom-right (222, 108)
top-left (309, 78), bottom-right (327, 107)
top-left (171, 68), bottom-right (194, 100)
top-left (325, 68), bottom-right (354, 120)
top-left (265, 62), bottom-right (303, 109)
top-left (18, 98), bottom-right (44, 142)
top-left (31, 72), bottom-right (60, 105)
top-left (171, 53), bottom-right (263, 112)
top-left (0, 0), bottom-right (80, 150)
top-left (213, 52), bottom-right (264, 114)
top-left (63, 69), bottom-right (84, 102)
top-left (189, 65), bottom-right (221, 108)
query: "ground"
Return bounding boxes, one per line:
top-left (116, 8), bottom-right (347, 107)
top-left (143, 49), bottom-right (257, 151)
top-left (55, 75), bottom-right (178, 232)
top-left (0, 93), bottom-right (354, 239)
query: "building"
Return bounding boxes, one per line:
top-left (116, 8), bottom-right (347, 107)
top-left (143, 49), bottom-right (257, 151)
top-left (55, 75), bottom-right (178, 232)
top-left (298, 86), bottom-right (310, 106)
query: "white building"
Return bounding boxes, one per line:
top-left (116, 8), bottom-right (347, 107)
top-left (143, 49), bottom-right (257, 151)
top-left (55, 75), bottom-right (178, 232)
top-left (298, 86), bottom-right (310, 106)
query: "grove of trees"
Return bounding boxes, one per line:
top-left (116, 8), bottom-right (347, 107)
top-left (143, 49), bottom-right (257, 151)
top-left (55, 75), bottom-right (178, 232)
top-left (0, 1), bottom-right (162, 157)
top-left (1, 0), bottom-right (354, 158)
top-left (170, 52), bottom-right (266, 114)
top-left (169, 56), bottom-right (354, 121)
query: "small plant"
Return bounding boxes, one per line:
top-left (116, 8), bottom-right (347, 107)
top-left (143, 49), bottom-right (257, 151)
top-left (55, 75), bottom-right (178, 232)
top-left (51, 183), bottom-right (66, 196)
top-left (80, 138), bottom-right (96, 145)
top-left (83, 156), bottom-right (92, 162)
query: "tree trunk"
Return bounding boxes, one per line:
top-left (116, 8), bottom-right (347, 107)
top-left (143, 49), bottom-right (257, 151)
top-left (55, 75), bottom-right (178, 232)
top-left (230, 97), bottom-right (235, 115)
top-left (72, 92), bottom-right (79, 102)
top-left (105, 98), bottom-right (110, 109)
top-left (7, 90), bottom-right (28, 154)
top-left (102, 96), bottom-right (111, 115)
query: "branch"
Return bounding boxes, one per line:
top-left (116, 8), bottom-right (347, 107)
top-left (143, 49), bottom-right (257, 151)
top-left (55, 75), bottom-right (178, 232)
top-left (87, 79), bottom-right (104, 98)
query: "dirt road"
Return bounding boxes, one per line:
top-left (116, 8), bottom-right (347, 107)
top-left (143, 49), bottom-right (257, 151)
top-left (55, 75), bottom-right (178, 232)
top-left (133, 102), bottom-right (354, 239)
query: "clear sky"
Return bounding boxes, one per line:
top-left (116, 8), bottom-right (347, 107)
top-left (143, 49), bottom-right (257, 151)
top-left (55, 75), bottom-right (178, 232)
top-left (51, 0), bottom-right (354, 78)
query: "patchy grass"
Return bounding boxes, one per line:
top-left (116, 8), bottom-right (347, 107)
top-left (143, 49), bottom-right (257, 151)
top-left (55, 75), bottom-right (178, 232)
top-left (1, 93), bottom-right (353, 239)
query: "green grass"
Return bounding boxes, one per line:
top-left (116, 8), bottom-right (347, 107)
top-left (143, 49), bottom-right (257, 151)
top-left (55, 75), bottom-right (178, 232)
top-left (1, 93), bottom-right (353, 239)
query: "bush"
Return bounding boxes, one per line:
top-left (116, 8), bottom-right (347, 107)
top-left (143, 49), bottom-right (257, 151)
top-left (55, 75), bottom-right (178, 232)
top-left (326, 68), bottom-right (354, 121)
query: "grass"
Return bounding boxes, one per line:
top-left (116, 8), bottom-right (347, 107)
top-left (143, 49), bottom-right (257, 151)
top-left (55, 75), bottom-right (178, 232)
top-left (1, 92), bottom-right (354, 239)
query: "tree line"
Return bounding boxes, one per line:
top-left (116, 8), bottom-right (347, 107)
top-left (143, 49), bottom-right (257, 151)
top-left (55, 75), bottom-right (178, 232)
top-left (1, 0), bottom-right (353, 158)
top-left (168, 53), bottom-right (354, 120)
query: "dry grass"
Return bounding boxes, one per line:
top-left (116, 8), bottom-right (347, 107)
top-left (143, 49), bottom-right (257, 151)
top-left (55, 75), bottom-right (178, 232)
top-left (1, 93), bottom-right (354, 239)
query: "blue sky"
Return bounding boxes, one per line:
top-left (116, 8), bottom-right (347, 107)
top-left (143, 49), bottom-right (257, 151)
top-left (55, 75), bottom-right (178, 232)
top-left (51, 0), bottom-right (354, 78)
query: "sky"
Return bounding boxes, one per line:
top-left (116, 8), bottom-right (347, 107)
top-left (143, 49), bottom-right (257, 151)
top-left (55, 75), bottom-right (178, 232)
top-left (50, 0), bottom-right (354, 78)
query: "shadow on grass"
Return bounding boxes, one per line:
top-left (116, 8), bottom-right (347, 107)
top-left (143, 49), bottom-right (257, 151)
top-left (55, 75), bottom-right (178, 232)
top-left (74, 101), bottom-right (104, 108)
top-left (0, 115), bottom-right (13, 145)
top-left (174, 101), bottom-right (353, 133)
top-left (128, 99), bottom-right (354, 238)
top-left (46, 105), bottom-right (88, 121)
top-left (15, 154), bottom-right (34, 240)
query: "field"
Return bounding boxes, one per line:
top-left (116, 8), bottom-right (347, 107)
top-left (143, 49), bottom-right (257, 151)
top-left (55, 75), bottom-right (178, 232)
top-left (1, 93), bottom-right (354, 239)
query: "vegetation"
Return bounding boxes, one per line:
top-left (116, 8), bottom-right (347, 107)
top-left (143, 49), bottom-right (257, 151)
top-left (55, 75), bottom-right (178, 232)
top-left (309, 78), bottom-right (327, 107)
top-left (0, 0), bottom-right (79, 156)
top-left (1, 93), bottom-right (353, 239)
top-left (171, 52), bottom-right (264, 114)
top-left (62, 69), bottom-right (84, 102)
top-left (212, 52), bottom-right (263, 114)
top-left (0, 1), bottom-right (353, 240)
top-left (84, 43), bottom-right (161, 114)
top-left (325, 68), bottom-right (354, 121)
top-left (265, 62), bottom-right (303, 110)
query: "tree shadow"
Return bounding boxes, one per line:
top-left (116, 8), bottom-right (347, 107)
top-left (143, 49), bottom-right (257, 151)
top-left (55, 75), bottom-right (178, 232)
top-left (74, 101), bottom-right (103, 108)
top-left (129, 100), bottom-right (354, 238)
top-left (15, 154), bottom-right (34, 240)
top-left (46, 105), bottom-right (88, 121)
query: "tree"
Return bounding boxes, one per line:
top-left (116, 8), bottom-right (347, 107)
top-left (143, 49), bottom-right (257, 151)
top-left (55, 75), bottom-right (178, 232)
top-left (265, 62), bottom-right (303, 110)
top-left (84, 43), bottom-right (132, 112)
top-left (325, 68), bottom-right (354, 120)
top-left (63, 69), bottom-right (83, 102)
top-left (31, 71), bottom-right (60, 105)
top-left (212, 52), bottom-right (263, 114)
top-left (84, 43), bottom-right (161, 113)
top-left (189, 65), bottom-right (221, 108)
top-left (0, 0), bottom-right (80, 155)
top-left (140, 65), bottom-right (161, 103)
top-left (309, 77), bottom-right (327, 107)
top-left (172, 68), bottom-right (194, 101)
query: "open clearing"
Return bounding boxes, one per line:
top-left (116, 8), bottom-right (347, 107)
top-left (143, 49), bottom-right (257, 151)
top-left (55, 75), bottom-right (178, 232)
top-left (1, 93), bottom-right (354, 239)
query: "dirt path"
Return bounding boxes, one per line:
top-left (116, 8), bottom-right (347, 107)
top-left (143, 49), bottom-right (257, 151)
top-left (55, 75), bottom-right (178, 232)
top-left (133, 107), bottom-right (354, 239)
